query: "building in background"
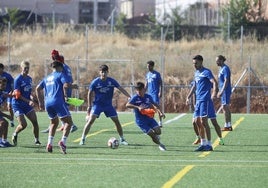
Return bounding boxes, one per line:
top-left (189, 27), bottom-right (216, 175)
top-left (119, 0), bottom-right (155, 19)
top-left (0, 0), bottom-right (116, 24)
top-left (1, 0), bottom-right (267, 26)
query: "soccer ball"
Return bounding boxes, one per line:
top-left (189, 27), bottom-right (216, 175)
top-left (107, 137), bottom-right (119, 149)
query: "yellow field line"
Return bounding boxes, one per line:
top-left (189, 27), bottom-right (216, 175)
top-left (73, 121), bottom-right (134, 143)
top-left (162, 165), bottom-right (195, 188)
top-left (198, 117), bottom-right (245, 157)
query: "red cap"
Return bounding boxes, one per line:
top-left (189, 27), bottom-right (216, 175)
top-left (51, 49), bottom-right (59, 60)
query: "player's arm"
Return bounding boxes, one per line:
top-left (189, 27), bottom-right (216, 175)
top-left (35, 85), bottom-right (44, 110)
top-left (126, 101), bottom-right (142, 111)
top-left (218, 75), bottom-right (230, 98)
top-left (186, 84), bottom-right (196, 105)
top-left (210, 77), bottom-right (218, 99)
top-left (63, 82), bottom-right (71, 101)
top-left (86, 89), bottom-right (94, 115)
top-left (12, 89), bottom-right (35, 106)
top-left (117, 86), bottom-right (131, 99)
top-left (151, 102), bottom-right (165, 119)
top-left (159, 78), bottom-right (163, 98)
top-left (145, 81), bottom-right (148, 92)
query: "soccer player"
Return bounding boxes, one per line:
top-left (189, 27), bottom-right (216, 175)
top-left (145, 60), bottom-right (163, 127)
top-left (0, 63), bottom-right (15, 127)
top-left (0, 77), bottom-right (13, 147)
top-left (216, 55), bottom-right (232, 131)
top-left (186, 81), bottom-right (224, 145)
top-left (11, 61), bottom-right (41, 146)
top-left (126, 82), bottom-right (166, 151)
top-left (36, 61), bottom-right (74, 154)
top-left (79, 64), bottom-right (130, 146)
top-left (41, 49), bottom-right (78, 133)
top-left (192, 55), bottom-right (218, 151)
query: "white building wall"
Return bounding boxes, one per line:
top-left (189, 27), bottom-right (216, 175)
top-left (0, 0), bottom-right (111, 24)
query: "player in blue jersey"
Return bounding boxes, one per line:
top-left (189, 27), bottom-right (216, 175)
top-left (36, 61), bottom-right (74, 154)
top-left (145, 60), bottom-right (163, 127)
top-left (0, 63), bottom-right (15, 127)
top-left (126, 82), bottom-right (166, 151)
top-left (79, 64), bottom-right (131, 146)
top-left (0, 77), bottom-right (13, 147)
top-left (11, 61), bottom-right (41, 146)
top-left (186, 81), bottom-right (224, 145)
top-left (216, 55), bottom-right (232, 131)
top-left (192, 55), bottom-right (218, 151)
top-left (41, 50), bottom-right (78, 133)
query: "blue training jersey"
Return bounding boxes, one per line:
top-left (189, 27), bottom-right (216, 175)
top-left (37, 71), bottom-right (69, 107)
top-left (90, 77), bottom-right (120, 106)
top-left (129, 93), bottom-right (154, 120)
top-left (63, 64), bottom-right (73, 83)
top-left (194, 67), bottom-right (214, 101)
top-left (12, 74), bottom-right (32, 106)
top-left (62, 63), bottom-right (73, 97)
top-left (146, 70), bottom-right (162, 96)
top-left (218, 64), bottom-right (231, 93)
top-left (0, 71), bottom-right (14, 93)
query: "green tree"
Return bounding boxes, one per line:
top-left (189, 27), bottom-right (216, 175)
top-left (115, 13), bottom-right (127, 34)
top-left (148, 6), bottom-right (184, 41)
top-left (2, 8), bottom-right (26, 29)
top-left (221, 0), bottom-right (266, 39)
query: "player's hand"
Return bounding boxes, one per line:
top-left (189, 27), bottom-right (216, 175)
top-left (160, 113), bottom-right (166, 119)
top-left (29, 100), bottom-right (35, 107)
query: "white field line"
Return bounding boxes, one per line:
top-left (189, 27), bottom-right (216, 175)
top-left (0, 157), bottom-right (268, 164)
top-left (163, 113), bottom-right (187, 125)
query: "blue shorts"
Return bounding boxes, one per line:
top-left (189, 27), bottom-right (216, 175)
top-left (207, 99), bottom-right (216, 119)
top-left (12, 103), bottom-right (34, 117)
top-left (46, 103), bottom-right (71, 119)
top-left (221, 90), bottom-right (231, 105)
top-left (91, 105), bottom-right (117, 118)
top-left (192, 99), bottom-right (216, 119)
top-left (193, 100), bottom-right (209, 118)
top-left (135, 117), bottom-right (159, 134)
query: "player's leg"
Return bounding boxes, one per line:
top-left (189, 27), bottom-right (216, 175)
top-left (106, 106), bottom-right (128, 145)
top-left (208, 99), bottom-right (224, 145)
top-left (26, 110), bottom-right (41, 145)
top-left (7, 100), bottom-right (15, 127)
top-left (192, 118), bottom-right (200, 145)
top-left (79, 114), bottom-right (97, 145)
top-left (58, 115), bottom-right (72, 154)
top-left (110, 116), bottom-right (128, 145)
top-left (221, 92), bottom-right (232, 131)
top-left (12, 114), bottom-right (27, 146)
top-left (46, 116), bottom-right (59, 153)
top-left (0, 118), bottom-right (12, 147)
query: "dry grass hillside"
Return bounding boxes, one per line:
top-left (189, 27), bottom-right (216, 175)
top-left (0, 25), bottom-right (267, 113)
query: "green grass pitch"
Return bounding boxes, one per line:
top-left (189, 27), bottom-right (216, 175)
top-left (0, 112), bottom-right (267, 188)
